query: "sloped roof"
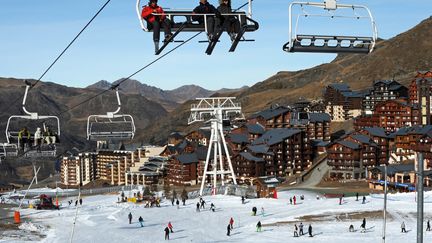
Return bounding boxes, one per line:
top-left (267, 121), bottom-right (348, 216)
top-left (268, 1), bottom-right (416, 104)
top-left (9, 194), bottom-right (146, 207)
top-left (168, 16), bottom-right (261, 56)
top-left (239, 152), bottom-right (264, 162)
top-left (195, 146), bottom-right (208, 161)
top-left (341, 91), bottom-right (364, 98)
top-left (309, 112), bottom-right (331, 122)
top-left (252, 128), bottom-right (302, 146)
top-left (176, 153), bottom-right (199, 164)
top-left (313, 140), bottom-right (330, 147)
top-left (363, 127), bottom-right (388, 138)
top-left (338, 140), bottom-right (361, 150)
top-left (247, 144), bottom-right (270, 154)
top-left (374, 164), bottom-right (415, 176)
top-left (351, 134), bottom-right (375, 145)
top-left (229, 133), bottom-right (249, 144)
top-left (393, 125), bottom-right (432, 136)
top-left (249, 106), bottom-right (290, 120)
top-left (246, 123), bottom-right (265, 134)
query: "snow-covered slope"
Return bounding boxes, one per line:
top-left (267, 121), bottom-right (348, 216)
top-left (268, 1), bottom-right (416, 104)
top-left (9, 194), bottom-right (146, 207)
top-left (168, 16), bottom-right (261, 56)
top-left (2, 190), bottom-right (432, 242)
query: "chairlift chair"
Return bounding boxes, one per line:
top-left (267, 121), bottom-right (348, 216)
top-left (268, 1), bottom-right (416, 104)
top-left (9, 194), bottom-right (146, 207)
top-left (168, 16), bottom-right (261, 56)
top-left (0, 143), bottom-right (18, 157)
top-left (136, 0), bottom-right (259, 55)
top-left (283, 0), bottom-right (377, 54)
top-left (86, 87), bottom-right (136, 141)
top-left (5, 81), bottom-right (60, 157)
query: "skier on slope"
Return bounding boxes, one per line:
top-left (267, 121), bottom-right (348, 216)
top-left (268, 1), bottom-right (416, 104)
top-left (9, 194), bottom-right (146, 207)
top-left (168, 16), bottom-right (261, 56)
top-left (293, 196), bottom-right (297, 205)
top-left (176, 199), bottom-right (180, 209)
top-left (168, 221), bottom-right (174, 233)
top-left (210, 203), bottom-right (216, 212)
top-left (229, 217), bottom-right (234, 229)
top-left (293, 224), bottom-right (299, 237)
top-left (299, 222), bottom-right (304, 235)
top-left (256, 221), bottom-right (262, 232)
top-left (360, 218), bottom-right (366, 232)
top-left (401, 222), bottom-right (407, 233)
top-left (139, 216), bottom-right (144, 227)
top-left (227, 224), bottom-right (231, 236)
top-left (196, 202), bottom-right (200, 212)
top-left (252, 206), bottom-right (257, 216)
top-left (128, 212), bottom-right (133, 224)
top-left (164, 226), bottom-right (170, 240)
top-left (308, 224), bottom-right (313, 237)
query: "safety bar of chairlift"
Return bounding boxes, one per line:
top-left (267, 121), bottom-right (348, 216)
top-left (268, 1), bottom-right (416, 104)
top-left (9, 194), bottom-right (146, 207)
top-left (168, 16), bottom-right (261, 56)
top-left (138, 13), bottom-right (253, 33)
top-left (287, 1), bottom-right (377, 53)
top-left (5, 115), bottom-right (61, 144)
top-left (136, 0), bottom-right (254, 32)
top-left (86, 114), bottom-right (136, 140)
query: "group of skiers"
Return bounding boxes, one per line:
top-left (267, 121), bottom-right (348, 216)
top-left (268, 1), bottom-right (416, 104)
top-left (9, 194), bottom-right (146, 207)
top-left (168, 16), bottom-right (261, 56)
top-left (67, 198), bottom-right (82, 207)
top-left (17, 126), bottom-right (57, 151)
top-left (123, 192), bottom-right (432, 240)
top-left (196, 197), bottom-right (208, 212)
top-left (171, 189), bottom-right (188, 209)
top-left (289, 196), bottom-right (297, 205)
top-left (293, 222), bottom-right (313, 237)
top-left (141, 0), bottom-right (242, 53)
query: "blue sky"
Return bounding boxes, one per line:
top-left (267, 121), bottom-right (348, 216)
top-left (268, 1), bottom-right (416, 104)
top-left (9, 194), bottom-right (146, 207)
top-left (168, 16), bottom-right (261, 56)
top-left (0, 0), bottom-right (431, 90)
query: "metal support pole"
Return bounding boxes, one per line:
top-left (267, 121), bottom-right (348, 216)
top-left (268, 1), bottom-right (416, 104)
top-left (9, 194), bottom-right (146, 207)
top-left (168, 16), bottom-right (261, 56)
top-left (213, 120), bottom-right (218, 195)
top-left (382, 164), bottom-right (387, 243)
top-left (417, 152), bottom-right (424, 243)
top-left (200, 129), bottom-right (214, 196)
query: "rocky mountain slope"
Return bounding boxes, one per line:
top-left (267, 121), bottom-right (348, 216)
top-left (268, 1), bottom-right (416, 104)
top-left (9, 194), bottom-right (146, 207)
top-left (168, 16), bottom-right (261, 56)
top-left (143, 17), bottom-right (432, 143)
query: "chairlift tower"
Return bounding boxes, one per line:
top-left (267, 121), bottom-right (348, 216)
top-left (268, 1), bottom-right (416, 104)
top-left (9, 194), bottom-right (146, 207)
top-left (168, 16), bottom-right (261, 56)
top-left (188, 97), bottom-right (241, 196)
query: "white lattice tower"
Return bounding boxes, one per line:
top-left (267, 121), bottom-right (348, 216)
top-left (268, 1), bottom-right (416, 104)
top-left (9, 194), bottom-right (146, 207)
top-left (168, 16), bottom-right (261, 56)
top-left (188, 97), bottom-right (241, 196)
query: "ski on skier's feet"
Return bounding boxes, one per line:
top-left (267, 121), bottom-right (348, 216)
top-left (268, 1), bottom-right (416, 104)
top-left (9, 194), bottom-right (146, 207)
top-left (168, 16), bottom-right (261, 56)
top-left (155, 23), bottom-right (186, 55)
top-left (205, 29), bottom-right (223, 55)
top-left (228, 26), bottom-right (247, 52)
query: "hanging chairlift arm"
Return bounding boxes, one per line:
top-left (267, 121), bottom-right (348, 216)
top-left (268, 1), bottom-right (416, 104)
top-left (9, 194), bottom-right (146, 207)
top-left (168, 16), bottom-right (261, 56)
top-left (285, 1), bottom-right (377, 53)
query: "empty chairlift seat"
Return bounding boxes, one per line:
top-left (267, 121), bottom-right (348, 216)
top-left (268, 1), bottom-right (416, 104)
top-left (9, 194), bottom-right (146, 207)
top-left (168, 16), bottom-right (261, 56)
top-left (87, 115), bottom-right (135, 141)
top-left (86, 87), bottom-right (136, 142)
top-left (285, 35), bottom-right (374, 53)
top-left (283, 0), bottom-right (377, 54)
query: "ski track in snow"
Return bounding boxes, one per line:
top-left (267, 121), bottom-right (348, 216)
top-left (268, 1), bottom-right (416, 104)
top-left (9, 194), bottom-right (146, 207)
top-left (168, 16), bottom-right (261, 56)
top-left (2, 189), bottom-right (432, 243)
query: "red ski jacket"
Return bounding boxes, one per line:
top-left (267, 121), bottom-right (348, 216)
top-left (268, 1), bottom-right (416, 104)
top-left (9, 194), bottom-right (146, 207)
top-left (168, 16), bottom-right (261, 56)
top-left (141, 5), bottom-right (166, 23)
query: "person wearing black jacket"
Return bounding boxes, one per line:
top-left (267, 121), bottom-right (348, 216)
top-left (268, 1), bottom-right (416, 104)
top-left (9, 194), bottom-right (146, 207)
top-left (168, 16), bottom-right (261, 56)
top-left (216, 0), bottom-right (240, 41)
top-left (192, 0), bottom-right (219, 40)
top-left (164, 226), bottom-right (170, 240)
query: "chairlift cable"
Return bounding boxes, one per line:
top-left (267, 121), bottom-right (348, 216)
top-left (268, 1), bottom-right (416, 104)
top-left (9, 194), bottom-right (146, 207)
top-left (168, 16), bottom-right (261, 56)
top-left (1, 0), bottom-right (112, 114)
top-left (3, 0), bottom-right (252, 159)
top-left (55, 31), bottom-right (203, 117)
top-left (57, 0), bottom-right (254, 116)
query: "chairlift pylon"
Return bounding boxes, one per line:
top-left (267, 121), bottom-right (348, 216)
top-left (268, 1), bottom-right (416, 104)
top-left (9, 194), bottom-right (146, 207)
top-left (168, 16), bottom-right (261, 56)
top-left (86, 86), bottom-right (136, 141)
top-left (136, 0), bottom-right (259, 55)
top-left (283, 0), bottom-right (378, 54)
top-left (4, 80), bottom-right (60, 157)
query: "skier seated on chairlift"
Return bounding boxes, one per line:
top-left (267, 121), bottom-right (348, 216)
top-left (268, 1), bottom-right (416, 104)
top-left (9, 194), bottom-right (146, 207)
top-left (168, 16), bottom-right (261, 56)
top-left (141, 0), bottom-right (173, 53)
top-left (216, 0), bottom-right (240, 42)
top-left (34, 127), bottom-right (42, 152)
top-left (18, 127), bottom-right (31, 150)
top-left (192, 0), bottom-right (219, 40)
top-left (44, 126), bottom-right (56, 145)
